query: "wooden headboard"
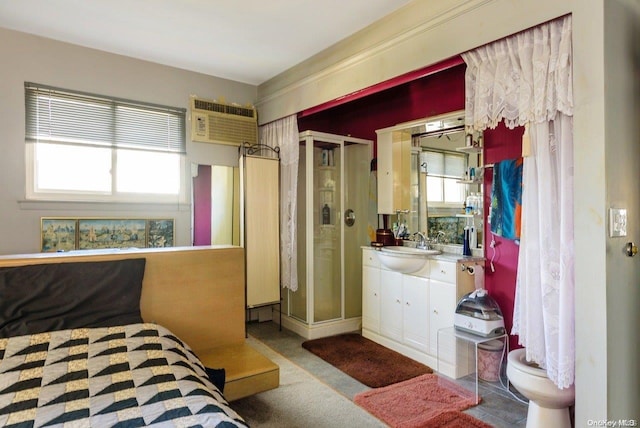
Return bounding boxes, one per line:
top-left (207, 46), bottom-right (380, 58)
top-left (0, 246), bottom-right (245, 353)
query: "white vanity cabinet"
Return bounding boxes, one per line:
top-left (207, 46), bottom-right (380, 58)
top-left (428, 260), bottom-right (458, 356)
top-left (362, 249), bottom-right (381, 333)
top-left (379, 269), bottom-right (403, 342)
top-left (402, 274), bottom-right (429, 353)
top-left (361, 247), bottom-right (475, 378)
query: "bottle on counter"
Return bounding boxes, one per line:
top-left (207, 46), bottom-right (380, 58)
top-left (463, 226), bottom-right (472, 256)
top-left (322, 204), bottom-right (330, 225)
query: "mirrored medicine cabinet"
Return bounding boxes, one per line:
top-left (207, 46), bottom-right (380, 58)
top-left (376, 110), bottom-right (484, 252)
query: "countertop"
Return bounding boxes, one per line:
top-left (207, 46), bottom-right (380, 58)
top-left (362, 245), bottom-right (485, 264)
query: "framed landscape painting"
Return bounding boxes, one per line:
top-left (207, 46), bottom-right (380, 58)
top-left (41, 218), bottom-right (77, 252)
top-left (78, 218), bottom-right (147, 249)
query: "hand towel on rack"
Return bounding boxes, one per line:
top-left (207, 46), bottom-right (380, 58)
top-left (490, 157), bottom-right (523, 241)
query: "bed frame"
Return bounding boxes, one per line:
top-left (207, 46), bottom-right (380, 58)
top-left (0, 245), bottom-right (279, 401)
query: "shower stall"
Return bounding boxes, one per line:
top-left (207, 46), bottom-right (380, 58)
top-left (281, 131), bottom-right (372, 339)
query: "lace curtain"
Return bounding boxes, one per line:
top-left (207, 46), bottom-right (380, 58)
top-left (260, 115), bottom-right (300, 291)
top-left (462, 16), bottom-right (573, 134)
top-left (461, 15), bottom-right (574, 389)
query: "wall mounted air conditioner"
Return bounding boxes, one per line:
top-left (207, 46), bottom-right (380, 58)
top-left (190, 96), bottom-right (258, 146)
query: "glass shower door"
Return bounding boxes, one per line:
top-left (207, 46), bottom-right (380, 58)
top-left (313, 141), bottom-right (341, 322)
top-left (289, 142), bottom-right (308, 322)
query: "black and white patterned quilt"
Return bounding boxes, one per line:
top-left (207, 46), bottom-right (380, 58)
top-left (0, 323), bottom-right (247, 427)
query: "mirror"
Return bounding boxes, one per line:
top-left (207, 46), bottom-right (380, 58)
top-left (387, 110), bottom-right (483, 252)
top-left (192, 164), bottom-right (241, 246)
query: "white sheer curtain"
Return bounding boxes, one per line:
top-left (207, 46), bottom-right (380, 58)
top-left (260, 115), bottom-right (299, 291)
top-left (461, 15), bottom-right (574, 389)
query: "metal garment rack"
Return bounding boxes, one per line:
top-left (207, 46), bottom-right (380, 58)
top-left (239, 143), bottom-right (282, 333)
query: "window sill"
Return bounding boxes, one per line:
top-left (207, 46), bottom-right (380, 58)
top-left (18, 199), bottom-right (190, 212)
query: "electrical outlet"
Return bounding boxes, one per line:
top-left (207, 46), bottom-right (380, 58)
top-left (609, 208), bottom-right (627, 237)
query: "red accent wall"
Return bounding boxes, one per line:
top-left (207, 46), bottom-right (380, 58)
top-left (192, 164), bottom-right (211, 246)
top-left (298, 62), bottom-right (523, 349)
top-left (298, 64), bottom-right (467, 157)
top-left (483, 122), bottom-right (524, 351)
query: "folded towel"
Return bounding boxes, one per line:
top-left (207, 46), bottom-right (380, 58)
top-left (490, 158), bottom-right (523, 241)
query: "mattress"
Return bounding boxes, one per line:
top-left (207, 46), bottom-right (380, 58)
top-left (0, 323), bottom-right (247, 427)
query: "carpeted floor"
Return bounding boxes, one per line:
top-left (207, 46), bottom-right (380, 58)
top-left (301, 333), bottom-right (432, 388)
top-left (354, 373), bottom-right (490, 428)
top-left (231, 336), bottom-right (387, 428)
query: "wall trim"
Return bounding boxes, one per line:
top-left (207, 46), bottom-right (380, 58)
top-left (256, 0), bottom-right (491, 124)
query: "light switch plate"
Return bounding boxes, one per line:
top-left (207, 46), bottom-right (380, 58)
top-left (609, 208), bottom-right (627, 237)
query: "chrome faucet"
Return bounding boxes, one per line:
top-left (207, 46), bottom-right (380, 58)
top-left (433, 230), bottom-right (446, 245)
top-left (413, 232), bottom-right (429, 250)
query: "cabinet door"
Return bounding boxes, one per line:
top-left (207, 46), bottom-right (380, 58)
top-left (376, 131), bottom-right (394, 214)
top-left (362, 265), bottom-right (381, 333)
top-left (402, 275), bottom-right (429, 352)
top-left (380, 269), bottom-right (403, 341)
top-left (376, 129), bottom-right (412, 214)
top-left (429, 279), bottom-right (456, 356)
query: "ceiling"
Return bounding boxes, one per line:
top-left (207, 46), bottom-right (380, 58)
top-left (0, 0), bottom-right (412, 85)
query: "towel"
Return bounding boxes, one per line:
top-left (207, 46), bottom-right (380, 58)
top-left (473, 265), bottom-right (484, 290)
top-left (490, 158), bottom-right (523, 241)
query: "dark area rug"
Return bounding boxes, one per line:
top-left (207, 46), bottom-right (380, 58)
top-left (301, 333), bottom-right (432, 388)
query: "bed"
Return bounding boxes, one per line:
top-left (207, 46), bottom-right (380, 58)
top-left (0, 246), bottom-right (250, 427)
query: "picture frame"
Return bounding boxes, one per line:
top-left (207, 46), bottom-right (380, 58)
top-left (147, 219), bottom-right (174, 247)
top-left (40, 217), bottom-right (175, 251)
top-left (41, 218), bottom-right (77, 252)
top-left (78, 218), bottom-right (147, 250)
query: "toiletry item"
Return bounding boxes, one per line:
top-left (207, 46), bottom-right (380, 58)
top-left (463, 226), bottom-right (472, 256)
top-left (328, 149), bottom-right (334, 166)
top-left (469, 167), bottom-right (475, 181)
top-left (322, 204), bottom-right (330, 225)
top-left (321, 149), bottom-right (329, 166)
top-left (376, 229), bottom-right (395, 246)
top-left (466, 133), bottom-right (473, 147)
top-left (465, 194), bottom-right (475, 215)
top-left (470, 224), bottom-right (477, 248)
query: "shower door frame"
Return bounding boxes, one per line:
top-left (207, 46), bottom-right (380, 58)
top-left (287, 130), bottom-right (371, 335)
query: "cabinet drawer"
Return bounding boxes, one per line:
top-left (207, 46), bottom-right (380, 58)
top-left (429, 260), bottom-right (456, 283)
top-left (362, 248), bottom-right (380, 268)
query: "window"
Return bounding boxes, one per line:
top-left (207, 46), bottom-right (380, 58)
top-left (422, 150), bottom-right (466, 204)
top-left (25, 83), bottom-right (186, 202)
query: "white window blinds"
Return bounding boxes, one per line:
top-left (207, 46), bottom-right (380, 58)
top-left (421, 150), bottom-right (465, 178)
top-left (25, 83), bottom-right (186, 153)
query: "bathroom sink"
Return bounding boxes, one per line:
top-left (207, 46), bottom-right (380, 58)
top-left (379, 246), bottom-right (442, 256)
top-left (375, 246), bottom-right (441, 274)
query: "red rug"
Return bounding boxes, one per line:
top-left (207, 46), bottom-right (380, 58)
top-left (354, 374), bottom-right (489, 428)
top-left (301, 333), bottom-right (432, 388)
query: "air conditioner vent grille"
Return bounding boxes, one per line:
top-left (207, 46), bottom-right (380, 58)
top-left (206, 115), bottom-right (257, 145)
top-left (193, 99), bottom-right (255, 118)
top-left (190, 96), bottom-right (258, 146)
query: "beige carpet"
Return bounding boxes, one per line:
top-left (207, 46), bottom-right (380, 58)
top-left (230, 336), bottom-right (387, 428)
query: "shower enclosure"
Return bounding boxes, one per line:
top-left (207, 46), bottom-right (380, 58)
top-left (281, 131), bottom-right (372, 339)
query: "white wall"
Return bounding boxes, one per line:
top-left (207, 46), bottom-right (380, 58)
top-left (258, 0), bottom-right (640, 423)
top-left (0, 28), bottom-right (256, 254)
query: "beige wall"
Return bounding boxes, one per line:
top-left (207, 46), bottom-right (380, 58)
top-left (0, 28), bottom-right (257, 254)
top-left (257, 0), bottom-right (640, 423)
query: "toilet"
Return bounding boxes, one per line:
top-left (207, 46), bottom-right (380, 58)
top-left (506, 349), bottom-right (575, 428)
